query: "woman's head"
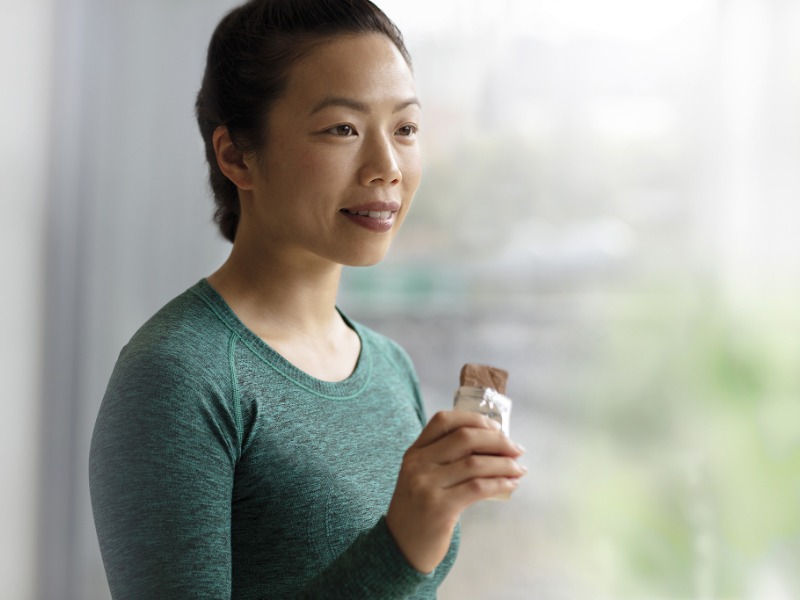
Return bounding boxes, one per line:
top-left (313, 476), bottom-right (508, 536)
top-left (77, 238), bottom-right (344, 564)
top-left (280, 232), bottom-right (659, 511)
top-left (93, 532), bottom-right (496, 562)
top-left (196, 0), bottom-right (412, 243)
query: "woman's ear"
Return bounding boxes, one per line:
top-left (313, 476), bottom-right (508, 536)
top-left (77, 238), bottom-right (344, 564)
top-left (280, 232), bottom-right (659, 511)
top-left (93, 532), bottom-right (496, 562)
top-left (213, 126), bottom-right (255, 190)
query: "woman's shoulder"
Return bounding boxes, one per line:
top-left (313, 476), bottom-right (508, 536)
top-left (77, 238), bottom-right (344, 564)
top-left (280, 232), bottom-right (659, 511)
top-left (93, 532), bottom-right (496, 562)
top-left (95, 283), bottom-right (242, 473)
top-left (116, 280), bottom-right (233, 379)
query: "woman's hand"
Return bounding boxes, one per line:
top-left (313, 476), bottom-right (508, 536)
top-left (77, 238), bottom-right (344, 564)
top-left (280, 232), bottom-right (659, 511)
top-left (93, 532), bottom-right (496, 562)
top-left (385, 410), bottom-right (526, 573)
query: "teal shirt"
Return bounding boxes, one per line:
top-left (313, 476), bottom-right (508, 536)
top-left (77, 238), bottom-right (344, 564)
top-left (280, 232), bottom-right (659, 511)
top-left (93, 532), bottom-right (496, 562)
top-left (89, 280), bottom-right (459, 599)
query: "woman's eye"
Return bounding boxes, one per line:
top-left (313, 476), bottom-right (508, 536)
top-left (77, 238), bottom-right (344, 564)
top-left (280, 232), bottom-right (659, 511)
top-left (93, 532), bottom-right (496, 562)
top-left (396, 124), bottom-right (418, 137)
top-left (328, 124), bottom-right (356, 136)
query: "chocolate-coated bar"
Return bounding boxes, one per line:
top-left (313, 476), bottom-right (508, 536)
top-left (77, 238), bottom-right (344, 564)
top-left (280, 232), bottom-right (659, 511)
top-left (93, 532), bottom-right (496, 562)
top-left (459, 363), bottom-right (508, 394)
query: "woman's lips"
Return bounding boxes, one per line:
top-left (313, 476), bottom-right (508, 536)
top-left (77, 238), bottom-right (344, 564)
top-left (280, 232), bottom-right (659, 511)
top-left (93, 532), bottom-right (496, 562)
top-left (341, 208), bottom-right (394, 219)
top-left (340, 208), bottom-right (397, 233)
top-left (339, 201), bottom-right (401, 233)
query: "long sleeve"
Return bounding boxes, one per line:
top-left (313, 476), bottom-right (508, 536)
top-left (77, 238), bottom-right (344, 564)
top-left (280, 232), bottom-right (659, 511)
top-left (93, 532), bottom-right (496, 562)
top-left (89, 343), bottom-right (241, 598)
top-left (296, 518), bottom-right (438, 599)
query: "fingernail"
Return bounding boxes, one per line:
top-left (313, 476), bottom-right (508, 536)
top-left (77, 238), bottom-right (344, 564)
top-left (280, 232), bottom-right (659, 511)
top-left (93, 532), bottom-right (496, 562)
top-left (514, 442), bottom-right (525, 453)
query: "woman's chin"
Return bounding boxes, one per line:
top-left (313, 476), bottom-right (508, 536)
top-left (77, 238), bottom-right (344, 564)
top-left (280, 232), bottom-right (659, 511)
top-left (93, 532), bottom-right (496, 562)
top-left (343, 254), bottom-right (389, 268)
top-left (334, 239), bottom-right (396, 267)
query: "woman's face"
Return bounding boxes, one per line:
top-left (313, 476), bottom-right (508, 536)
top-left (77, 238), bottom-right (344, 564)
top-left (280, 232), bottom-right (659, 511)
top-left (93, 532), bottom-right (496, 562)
top-left (239, 33), bottom-right (421, 267)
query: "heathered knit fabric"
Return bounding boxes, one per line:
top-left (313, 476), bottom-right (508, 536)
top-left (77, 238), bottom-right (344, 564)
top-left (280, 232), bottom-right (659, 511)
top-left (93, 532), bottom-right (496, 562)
top-left (89, 279), bottom-right (459, 599)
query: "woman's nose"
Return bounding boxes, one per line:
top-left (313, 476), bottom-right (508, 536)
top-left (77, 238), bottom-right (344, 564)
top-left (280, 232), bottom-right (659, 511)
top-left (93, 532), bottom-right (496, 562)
top-left (359, 135), bottom-right (402, 186)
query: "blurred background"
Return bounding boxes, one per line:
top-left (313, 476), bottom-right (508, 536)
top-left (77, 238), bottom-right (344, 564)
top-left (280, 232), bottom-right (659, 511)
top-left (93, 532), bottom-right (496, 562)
top-left (2, 0), bottom-right (799, 598)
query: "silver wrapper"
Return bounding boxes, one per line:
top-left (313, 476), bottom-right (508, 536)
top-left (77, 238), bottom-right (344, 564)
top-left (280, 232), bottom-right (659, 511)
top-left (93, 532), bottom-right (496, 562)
top-left (453, 385), bottom-right (512, 436)
top-left (453, 385), bottom-right (514, 500)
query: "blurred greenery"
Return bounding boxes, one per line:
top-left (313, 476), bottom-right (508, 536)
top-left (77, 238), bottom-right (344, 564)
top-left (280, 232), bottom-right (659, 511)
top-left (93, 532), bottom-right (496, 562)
top-left (569, 281), bottom-right (800, 599)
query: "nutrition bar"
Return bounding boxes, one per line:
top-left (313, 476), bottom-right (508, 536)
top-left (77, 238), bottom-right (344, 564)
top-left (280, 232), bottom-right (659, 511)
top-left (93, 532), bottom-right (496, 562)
top-left (459, 363), bottom-right (508, 394)
top-left (454, 363), bottom-right (514, 500)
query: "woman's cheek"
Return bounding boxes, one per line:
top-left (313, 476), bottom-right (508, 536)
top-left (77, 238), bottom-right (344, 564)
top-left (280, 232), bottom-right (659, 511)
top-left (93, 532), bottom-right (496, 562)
top-left (302, 146), bottom-right (354, 180)
top-left (403, 156), bottom-right (423, 195)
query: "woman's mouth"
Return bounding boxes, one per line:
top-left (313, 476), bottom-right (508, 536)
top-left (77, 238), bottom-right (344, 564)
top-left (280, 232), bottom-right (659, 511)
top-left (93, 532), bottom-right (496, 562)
top-left (339, 207), bottom-right (398, 233)
top-left (341, 209), bottom-right (393, 219)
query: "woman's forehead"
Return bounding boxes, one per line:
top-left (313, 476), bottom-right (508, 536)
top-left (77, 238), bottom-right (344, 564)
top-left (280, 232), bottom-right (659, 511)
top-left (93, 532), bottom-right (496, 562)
top-left (281, 33), bottom-right (417, 111)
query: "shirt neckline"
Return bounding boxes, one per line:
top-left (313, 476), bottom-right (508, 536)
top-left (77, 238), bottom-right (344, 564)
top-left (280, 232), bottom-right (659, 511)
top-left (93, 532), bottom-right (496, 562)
top-left (191, 278), bottom-right (372, 400)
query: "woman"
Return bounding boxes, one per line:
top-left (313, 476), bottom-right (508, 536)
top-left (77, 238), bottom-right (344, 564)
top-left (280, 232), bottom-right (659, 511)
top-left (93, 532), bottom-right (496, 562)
top-left (89, 0), bottom-right (527, 598)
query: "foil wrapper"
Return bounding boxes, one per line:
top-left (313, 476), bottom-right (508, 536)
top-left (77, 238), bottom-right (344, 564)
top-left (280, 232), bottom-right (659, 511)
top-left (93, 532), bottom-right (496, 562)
top-left (453, 385), bottom-right (512, 436)
top-left (453, 385), bottom-right (514, 500)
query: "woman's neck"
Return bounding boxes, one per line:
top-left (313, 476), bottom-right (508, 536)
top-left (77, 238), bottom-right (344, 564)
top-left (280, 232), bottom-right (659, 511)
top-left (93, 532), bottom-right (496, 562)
top-left (207, 241), bottom-right (345, 341)
top-left (207, 241), bottom-right (362, 382)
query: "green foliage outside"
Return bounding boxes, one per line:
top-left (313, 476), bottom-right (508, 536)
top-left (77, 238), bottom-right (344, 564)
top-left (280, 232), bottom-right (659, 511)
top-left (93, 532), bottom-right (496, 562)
top-left (569, 282), bottom-right (800, 599)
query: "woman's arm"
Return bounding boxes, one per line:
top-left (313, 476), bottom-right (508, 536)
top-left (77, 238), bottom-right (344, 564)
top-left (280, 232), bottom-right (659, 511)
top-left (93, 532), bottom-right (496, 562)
top-left (89, 350), bottom-right (240, 599)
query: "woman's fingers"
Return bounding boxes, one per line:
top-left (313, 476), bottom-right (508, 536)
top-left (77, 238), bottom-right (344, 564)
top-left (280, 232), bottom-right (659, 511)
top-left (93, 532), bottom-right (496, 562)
top-left (446, 476), bottom-right (522, 507)
top-left (411, 410), bottom-right (499, 449)
top-left (421, 425), bottom-right (523, 465)
top-left (437, 454), bottom-right (527, 489)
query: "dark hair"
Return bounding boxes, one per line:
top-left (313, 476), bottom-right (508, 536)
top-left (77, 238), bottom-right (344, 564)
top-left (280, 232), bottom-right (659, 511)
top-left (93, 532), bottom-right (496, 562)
top-left (195, 0), bottom-right (412, 242)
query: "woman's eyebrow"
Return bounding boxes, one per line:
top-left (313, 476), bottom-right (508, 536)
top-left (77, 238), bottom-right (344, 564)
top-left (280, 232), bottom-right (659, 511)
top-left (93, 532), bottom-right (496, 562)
top-left (309, 96), bottom-right (421, 115)
top-left (394, 98), bottom-right (422, 112)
